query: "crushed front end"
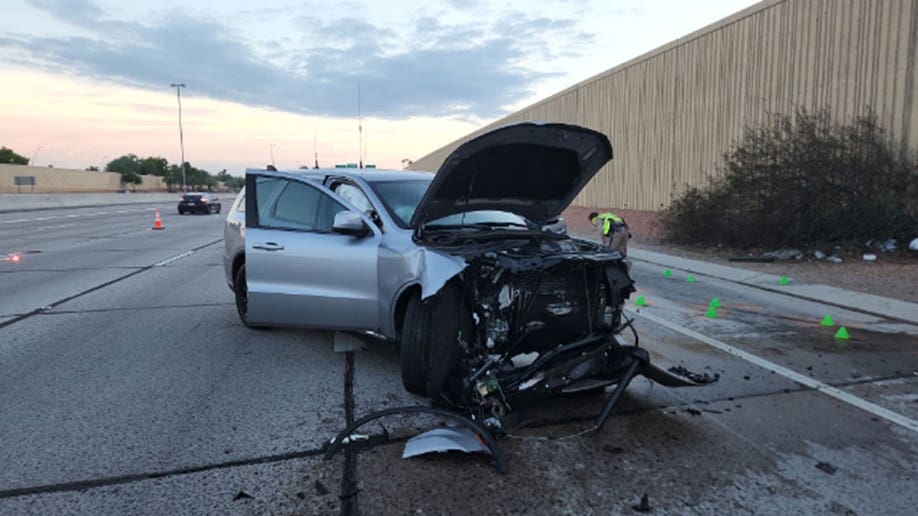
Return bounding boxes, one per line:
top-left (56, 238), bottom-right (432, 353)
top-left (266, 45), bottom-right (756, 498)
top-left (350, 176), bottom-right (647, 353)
top-left (419, 235), bottom-right (713, 431)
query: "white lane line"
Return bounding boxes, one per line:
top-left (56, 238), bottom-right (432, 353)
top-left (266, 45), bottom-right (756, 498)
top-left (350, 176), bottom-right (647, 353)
top-left (628, 308), bottom-right (918, 434)
top-left (0, 208), bottom-right (153, 225)
top-left (154, 250), bottom-right (195, 267)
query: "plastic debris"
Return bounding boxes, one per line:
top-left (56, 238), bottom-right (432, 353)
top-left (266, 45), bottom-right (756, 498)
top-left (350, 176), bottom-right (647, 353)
top-left (815, 461), bottom-right (837, 475)
top-left (632, 494), bottom-right (652, 513)
top-left (663, 268), bottom-right (672, 277)
top-left (402, 427), bottom-right (491, 459)
top-left (709, 297), bottom-right (721, 308)
top-left (820, 314), bottom-right (835, 327)
top-left (910, 238), bottom-right (918, 251)
top-left (685, 274), bottom-right (696, 283)
top-left (705, 307), bottom-right (719, 318)
top-left (863, 253), bottom-right (877, 261)
top-left (826, 255), bottom-right (843, 263)
top-left (764, 248), bottom-right (803, 261)
top-left (233, 490), bottom-right (254, 501)
top-left (813, 250), bottom-right (826, 259)
top-left (779, 276), bottom-right (789, 286)
top-left (635, 295), bottom-right (648, 307)
top-left (834, 327), bottom-right (850, 340)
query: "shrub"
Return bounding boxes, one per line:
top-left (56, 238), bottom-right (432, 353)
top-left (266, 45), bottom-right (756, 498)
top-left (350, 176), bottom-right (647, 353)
top-left (662, 107), bottom-right (918, 248)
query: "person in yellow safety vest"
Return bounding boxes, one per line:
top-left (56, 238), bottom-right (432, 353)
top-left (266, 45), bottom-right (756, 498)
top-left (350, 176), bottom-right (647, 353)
top-left (588, 211), bottom-right (630, 256)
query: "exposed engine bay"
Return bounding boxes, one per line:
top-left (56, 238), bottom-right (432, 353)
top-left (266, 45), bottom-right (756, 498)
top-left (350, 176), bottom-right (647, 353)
top-left (411, 231), bottom-right (713, 431)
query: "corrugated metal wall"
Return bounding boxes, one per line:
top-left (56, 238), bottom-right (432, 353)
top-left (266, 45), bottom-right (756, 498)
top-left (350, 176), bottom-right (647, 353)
top-left (411, 0), bottom-right (918, 211)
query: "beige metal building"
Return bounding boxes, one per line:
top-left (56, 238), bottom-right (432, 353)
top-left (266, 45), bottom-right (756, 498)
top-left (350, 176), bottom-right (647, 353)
top-left (411, 0), bottom-right (918, 211)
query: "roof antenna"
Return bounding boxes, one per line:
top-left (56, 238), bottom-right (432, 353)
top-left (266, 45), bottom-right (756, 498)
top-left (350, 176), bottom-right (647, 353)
top-left (357, 84), bottom-right (363, 169)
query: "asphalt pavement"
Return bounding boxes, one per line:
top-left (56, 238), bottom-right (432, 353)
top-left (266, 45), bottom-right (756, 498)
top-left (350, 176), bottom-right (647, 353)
top-left (0, 203), bottom-right (916, 514)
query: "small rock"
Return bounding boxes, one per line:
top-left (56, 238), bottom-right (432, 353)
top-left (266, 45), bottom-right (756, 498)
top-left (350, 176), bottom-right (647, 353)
top-left (743, 375), bottom-right (751, 381)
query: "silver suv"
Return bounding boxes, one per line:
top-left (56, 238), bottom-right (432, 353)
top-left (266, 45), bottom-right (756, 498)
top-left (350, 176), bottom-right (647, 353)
top-left (224, 123), bottom-right (704, 417)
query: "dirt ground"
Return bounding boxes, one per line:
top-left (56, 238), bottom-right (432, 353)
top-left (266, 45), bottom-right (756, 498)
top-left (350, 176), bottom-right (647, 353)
top-left (563, 205), bottom-right (918, 303)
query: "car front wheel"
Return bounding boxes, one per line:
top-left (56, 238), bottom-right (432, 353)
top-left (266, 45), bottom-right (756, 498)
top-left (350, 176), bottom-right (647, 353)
top-left (399, 294), bottom-right (431, 395)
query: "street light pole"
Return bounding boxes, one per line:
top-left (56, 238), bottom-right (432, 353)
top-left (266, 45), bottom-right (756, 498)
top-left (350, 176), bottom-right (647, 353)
top-left (170, 83), bottom-right (187, 192)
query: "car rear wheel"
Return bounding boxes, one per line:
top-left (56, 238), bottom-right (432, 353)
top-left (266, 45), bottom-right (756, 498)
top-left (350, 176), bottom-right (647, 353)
top-left (234, 264), bottom-right (264, 329)
top-left (400, 294), bottom-right (431, 395)
top-left (178, 208), bottom-right (185, 215)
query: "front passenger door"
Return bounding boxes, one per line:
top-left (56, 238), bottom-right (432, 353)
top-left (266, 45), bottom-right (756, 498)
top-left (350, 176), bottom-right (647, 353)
top-left (244, 173), bottom-right (381, 331)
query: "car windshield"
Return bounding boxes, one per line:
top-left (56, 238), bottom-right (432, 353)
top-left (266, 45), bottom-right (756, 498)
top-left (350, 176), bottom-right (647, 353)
top-left (182, 195), bottom-right (203, 200)
top-left (369, 178), bottom-right (530, 230)
top-left (368, 179), bottom-right (431, 228)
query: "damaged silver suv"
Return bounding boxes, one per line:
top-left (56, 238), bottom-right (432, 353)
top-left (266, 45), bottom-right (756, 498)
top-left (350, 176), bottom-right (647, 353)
top-left (225, 123), bottom-right (706, 427)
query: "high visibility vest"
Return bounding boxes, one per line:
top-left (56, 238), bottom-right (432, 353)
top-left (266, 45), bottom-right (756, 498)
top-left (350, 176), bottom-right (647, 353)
top-left (594, 213), bottom-right (624, 236)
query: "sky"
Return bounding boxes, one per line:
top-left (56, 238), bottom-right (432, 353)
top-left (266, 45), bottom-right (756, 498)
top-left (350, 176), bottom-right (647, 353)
top-left (0, 0), bottom-right (759, 174)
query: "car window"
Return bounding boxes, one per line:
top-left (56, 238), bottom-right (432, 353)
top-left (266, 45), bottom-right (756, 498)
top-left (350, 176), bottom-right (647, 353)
top-left (269, 181), bottom-right (322, 230)
top-left (235, 193), bottom-right (245, 212)
top-left (258, 178), bottom-right (348, 233)
top-left (256, 176), bottom-right (283, 215)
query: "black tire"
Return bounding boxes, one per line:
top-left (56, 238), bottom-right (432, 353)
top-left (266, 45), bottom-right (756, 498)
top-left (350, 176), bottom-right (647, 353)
top-left (178, 208), bottom-right (185, 215)
top-left (400, 295), bottom-right (431, 395)
top-left (426, 284), bottom-right (471, 400)
top-left (234, 264), bottom-right (263, 329)
top-left (216, 205), bottom-right (222, 214)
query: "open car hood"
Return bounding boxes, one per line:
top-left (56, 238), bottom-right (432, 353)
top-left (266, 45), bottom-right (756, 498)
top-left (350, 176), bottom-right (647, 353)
top-left (410, 122), bottom-right (613, 227)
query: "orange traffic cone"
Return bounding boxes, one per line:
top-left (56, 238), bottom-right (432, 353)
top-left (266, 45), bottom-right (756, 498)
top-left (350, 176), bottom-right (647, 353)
top-left (152, 209), bottom-right (164, 230)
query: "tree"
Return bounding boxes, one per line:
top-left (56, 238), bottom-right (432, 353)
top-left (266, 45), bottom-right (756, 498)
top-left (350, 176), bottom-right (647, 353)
top-left (105, 154), bottom-right (144, 191)
top-left (85, 166), bottom-right (100, 171)
top-left (138, 156), bottom-right (168, 177)
top-left (662, 107), bottom-right (918, 247)
top-left (0, 146), bottom-right (29, 165)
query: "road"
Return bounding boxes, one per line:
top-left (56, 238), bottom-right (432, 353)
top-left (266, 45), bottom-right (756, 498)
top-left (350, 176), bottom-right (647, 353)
top-left (0, 203), bottom-right (916, 514)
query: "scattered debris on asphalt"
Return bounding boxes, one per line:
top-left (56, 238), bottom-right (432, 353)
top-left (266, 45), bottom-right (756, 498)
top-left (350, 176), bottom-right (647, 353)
top-left (233, 490), bottom-right (254, 501)
top-left (314, 480), bottom-right (329, 496)
top-left (910, 238), bottom-right (918, 251)
top-left (815, 461), bottom-right (837, 475)
top-left (668, 366), bottom-right (720, 384)
top-left (632, 493), bottom-right (653, 512)
top-left (402, 426), bottom-right (492, 459)
top-left (863, 253), bottom-right (877, 261)
top-left (685, 407), bottom-right (702, 416)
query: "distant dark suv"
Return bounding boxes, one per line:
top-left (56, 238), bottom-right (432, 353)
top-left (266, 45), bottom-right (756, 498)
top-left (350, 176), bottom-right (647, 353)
top-left (178, 193), bottom-right (222, 215)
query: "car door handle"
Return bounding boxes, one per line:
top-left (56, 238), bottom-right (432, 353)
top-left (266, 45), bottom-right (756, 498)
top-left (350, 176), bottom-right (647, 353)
top-left (253, 242), bottom-right (285, 251)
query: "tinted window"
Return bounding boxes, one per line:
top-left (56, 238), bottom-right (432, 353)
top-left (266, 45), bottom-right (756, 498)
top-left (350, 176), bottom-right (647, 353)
top-left (259, 179), bottom-right (348, 233)
top-left (256, 177), bottom-right (283, 214)
top-left (270, 181), bottom-right (322, 230)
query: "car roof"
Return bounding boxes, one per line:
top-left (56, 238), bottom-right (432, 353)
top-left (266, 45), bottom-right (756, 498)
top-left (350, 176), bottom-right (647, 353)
top-left (275, 168), bottom-right (434, 183)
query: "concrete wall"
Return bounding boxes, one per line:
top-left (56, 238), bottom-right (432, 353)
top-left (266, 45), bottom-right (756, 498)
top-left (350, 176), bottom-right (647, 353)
top-left (0, 164), bottom-right (167, 194)
top-left (411, 0), bottom-right (918, 211)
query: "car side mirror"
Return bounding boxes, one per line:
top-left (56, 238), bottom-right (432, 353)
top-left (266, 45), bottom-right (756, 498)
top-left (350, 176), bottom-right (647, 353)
top-left (333, 210), bottom-right (371, 238)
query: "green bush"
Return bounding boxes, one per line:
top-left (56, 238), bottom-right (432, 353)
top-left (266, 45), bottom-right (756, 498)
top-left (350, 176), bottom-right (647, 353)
top-left (662, 107), bottom-right (917, 248)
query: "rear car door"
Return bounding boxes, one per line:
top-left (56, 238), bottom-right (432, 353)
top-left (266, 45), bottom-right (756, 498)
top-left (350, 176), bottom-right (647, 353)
top-left (243, 172), bottom-right (381, 330)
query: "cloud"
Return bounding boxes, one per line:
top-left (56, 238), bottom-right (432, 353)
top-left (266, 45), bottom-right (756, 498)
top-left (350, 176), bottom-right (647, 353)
top-left (4, 0), bottom-right (594, 120)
